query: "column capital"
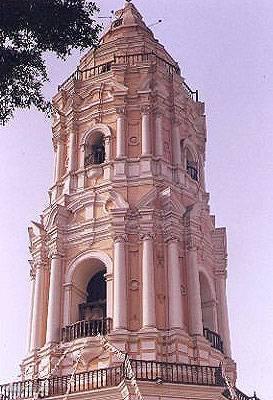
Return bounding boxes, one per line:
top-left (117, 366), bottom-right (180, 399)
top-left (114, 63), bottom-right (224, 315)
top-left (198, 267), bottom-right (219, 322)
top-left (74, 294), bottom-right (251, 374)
top-left (53, 132), bottom-right (66, 145)
top-left (141, 105), bottom-right (151, 115)
top-left (140, 232), bottom-right (155, 241)
top-left (116, 106), bottom-right (126, 115)
top-left (48, 240), bottom-right (64, 258)
top-left (215, 269), bottom-right (227, 279)
top-left (113, 233), bottom-right (128, 243)
top-left (164, 232), bottom-right (180, 243)
top-left (186, 234), bottom-right (199, 251)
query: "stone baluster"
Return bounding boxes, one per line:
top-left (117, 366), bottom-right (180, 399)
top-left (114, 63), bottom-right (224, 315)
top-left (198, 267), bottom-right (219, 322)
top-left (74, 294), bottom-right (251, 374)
top-left (116, 107), bottom-right (126, 158)
top-left (167, 235), bottom-right (184, 329)
top-left (46, 247), bottom-right (63, 344)
top-left (215, 271), bottom-right (232, 357)
top-left (141, 233), bottom-right (156, 328)
top-left (141, 106), bottom-right (151, 156)
top-left (187, 244), bottom-right (203, 335)
top-left (113, 234), bottom-right (127, 330)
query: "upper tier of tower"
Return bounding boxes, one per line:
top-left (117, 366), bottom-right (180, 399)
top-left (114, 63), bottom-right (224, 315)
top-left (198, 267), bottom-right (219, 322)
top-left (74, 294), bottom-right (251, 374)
top-left (50, 0), bottom-right (206, 206)
top-left (78, 1), bottom-right (179, 74)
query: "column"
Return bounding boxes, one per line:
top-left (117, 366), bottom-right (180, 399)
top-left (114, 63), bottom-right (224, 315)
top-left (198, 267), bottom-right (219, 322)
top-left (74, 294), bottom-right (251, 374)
top-left (67, 129), bottom-right (77, 173)
top-left (173, 124), bottom-right (181, 165)
top-left (104, 136), bottom-right (111, 162)
top-left (141, 106), bottom-right (151, 156)
top-left (215, 272), bottom-right (232, 357)
top-left (167, 237), bottom-right (184, 329)
top-left (30, 262), bottom-right (47, 350)
top-left (187, 246), bottom-right (203, 335)
top-left (155, 112), bottom-right (163, 157)
top-left (27, 268), bottom-right (35, 352)
top-left (46, 253), bottom-right (63, 344)
top-left (54, 136), bottom-right (65, 182)
top-left (113, 235), bottom-right (127, 330)
top-left (141, 233), bottom-right (156, 328)
top-left (116, 108), bottom-right (126, 158)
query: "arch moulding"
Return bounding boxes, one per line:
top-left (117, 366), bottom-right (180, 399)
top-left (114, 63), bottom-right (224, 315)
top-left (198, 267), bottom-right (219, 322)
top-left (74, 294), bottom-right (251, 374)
top-left (81, 123), bottom-right (112, 146)
top-left (65, 249), bottom-right (113, 285)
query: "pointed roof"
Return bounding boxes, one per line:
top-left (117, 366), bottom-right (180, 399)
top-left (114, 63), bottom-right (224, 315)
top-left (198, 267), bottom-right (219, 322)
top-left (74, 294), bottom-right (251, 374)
top-left (115, 0), bottom-right (149, 30)
top-left (78, 0), bottom-right (178, 76)
top-left (101, 0), bottom-right (155, 43)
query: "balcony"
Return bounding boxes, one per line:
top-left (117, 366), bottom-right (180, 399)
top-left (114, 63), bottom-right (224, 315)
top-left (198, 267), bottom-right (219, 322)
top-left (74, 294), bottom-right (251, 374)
top-left (0, 360), bottom-right (224, 400)
top-left (203, 327), bottom-right (224, 353)
top-left (62, 318), bottom-right (112, 342)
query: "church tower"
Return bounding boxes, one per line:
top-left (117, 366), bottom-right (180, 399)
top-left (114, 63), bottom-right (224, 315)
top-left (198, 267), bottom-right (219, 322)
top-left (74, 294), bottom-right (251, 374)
top-left (5, 1), bottom-right (246, 399)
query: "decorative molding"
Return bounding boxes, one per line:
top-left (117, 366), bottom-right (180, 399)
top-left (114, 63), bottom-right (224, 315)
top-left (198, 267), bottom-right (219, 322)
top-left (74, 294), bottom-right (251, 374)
top-left (129, 279), bottom-right (140, 291)
top-left (128, 136), bottom-right (140, 146)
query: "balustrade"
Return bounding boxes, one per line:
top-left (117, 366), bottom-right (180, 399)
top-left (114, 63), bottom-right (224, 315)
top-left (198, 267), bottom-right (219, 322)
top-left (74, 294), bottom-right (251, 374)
top-left (57, 52), bottom-right (198, 102)
top-left (62, 318), bottom-right (112, 342)
top-left (0, 360), bottom-right (225, 400)
top-left (203, 327), bottom-right (224, 353)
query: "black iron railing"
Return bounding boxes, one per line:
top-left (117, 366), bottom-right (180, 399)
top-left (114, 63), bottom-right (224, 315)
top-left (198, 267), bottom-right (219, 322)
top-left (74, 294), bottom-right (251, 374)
top-left (130, 359), bottom-right (223, 387)
top-left (57, 51), bottom-right (198, 101)
top-left (223, 388), bottom-right (261, 400)
top-left (0, 360), bottom-right (224, 400)
top-left (62, 318), bottom-right (112, 342)
top-left (0, 364), bottom-right (124, 400)
top-left (203, 327), bottom-right (224, 353)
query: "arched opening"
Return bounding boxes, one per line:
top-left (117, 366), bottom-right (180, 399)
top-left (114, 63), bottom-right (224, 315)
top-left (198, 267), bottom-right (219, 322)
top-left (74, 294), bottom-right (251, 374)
top-left (84, 132), bottom-right (105, 166)
top-left (79, 270), bottom-right (106, 320)
top-left (63, 253), bottom-right (113, 342)
top-left (199, 272), bottom-right (223, 352)
top-left (186, 148), bottom-right (198, 181)
top-left (199, 272), bottom-right (215, 331)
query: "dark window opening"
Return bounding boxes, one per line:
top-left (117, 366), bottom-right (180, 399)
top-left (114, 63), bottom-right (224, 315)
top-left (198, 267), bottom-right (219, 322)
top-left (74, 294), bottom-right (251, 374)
top-left (85, 136), bottom-right (105, 167)
top-left (79, 270), bottom-right (106, 321)
top-left (186, 160), bottom-right (198, 181)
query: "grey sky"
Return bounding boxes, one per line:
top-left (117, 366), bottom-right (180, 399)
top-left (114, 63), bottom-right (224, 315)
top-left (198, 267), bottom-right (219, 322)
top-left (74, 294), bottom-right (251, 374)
top-left (0, 1), bottom-right (272, 398)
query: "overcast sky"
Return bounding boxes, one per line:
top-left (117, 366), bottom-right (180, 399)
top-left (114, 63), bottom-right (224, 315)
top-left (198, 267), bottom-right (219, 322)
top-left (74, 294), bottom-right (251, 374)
top-left (0, 1), bottom-right (272, 399)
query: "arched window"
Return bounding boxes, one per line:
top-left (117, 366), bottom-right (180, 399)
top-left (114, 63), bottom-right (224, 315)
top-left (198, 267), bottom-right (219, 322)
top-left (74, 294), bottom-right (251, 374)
top-left (84, 132), bottom-right (105, 167)
top-left (186, 148), bottom-right (198, 181)
top-left (79, 270), bottom-right (106, 321)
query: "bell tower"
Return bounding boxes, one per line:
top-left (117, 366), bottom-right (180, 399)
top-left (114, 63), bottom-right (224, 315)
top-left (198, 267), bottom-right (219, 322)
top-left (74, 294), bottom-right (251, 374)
top-left (19, 1), bottom-right (238, 396)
